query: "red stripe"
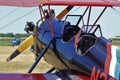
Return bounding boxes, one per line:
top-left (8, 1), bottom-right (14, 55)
top-left (0, 74), bottom-right (46, 80)
top-left (77, 75), bottom-right (91, 80)
top-left (74, 34), bottom-right (79, 47)
top-left (104, 42), bottom-right (112, 73)
top-left (31, 74), bottom-right (46, 80)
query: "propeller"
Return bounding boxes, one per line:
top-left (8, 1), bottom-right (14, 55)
top-left (6, 35), bottom-right (34, 62)
top-left (6, 6), bottom-right (73, 62)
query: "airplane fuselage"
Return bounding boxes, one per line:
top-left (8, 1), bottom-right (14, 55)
top-left (37, 18), bottom-right (120, 79)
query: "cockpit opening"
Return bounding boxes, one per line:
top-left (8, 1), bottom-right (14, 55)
top-left (62, 15), bottom-right (83, 42)
top-left (76, 25), bottom-right (103, 56)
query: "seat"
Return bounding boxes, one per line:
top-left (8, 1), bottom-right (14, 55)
top-left (62, 24), bottom-right (80, 42)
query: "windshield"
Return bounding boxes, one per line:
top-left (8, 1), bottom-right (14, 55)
top-left (81, 25), bottom-right (102, 37)
top-left (64, 15), bottom-right (83, 26)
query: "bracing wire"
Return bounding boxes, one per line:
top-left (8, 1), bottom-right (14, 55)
top-left (109, 7), bottom-right (120, 38)
top-left (0, 8), bottom-right (38, 30)
top-left (111, 7), bottom-right (120, 16)
top-left (0, 7), bottom-right (19, 21)
top-left (69, 6), bottom-right (81, 14)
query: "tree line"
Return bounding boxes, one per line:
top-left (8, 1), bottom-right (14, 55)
top-left (0, 33), bottom-right (29, 37)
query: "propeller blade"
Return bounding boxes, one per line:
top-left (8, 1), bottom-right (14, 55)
top-left (6, 35), bottom-right (33, 62)
top-left (56, 6), bottom-right (73, 19)
top-left (6, 6), bottom-right (74, 62)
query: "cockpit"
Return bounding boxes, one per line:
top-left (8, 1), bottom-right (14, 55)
top-left (62, 15), bottom-right (103, 55)
top-left (76, 25), bottom-right (102, 55)
top-left (62, 15), bottom-right (82, 42)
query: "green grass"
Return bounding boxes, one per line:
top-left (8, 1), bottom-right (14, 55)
top-left (0, 39), bottom-right (11, 46)
top-left (112, 39), bottom-right (120, 46)
top-left (0, 38), bottom-right (25, 46)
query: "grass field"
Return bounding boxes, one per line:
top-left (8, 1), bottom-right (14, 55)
top-left (0, 46), bottom-right (52, 73)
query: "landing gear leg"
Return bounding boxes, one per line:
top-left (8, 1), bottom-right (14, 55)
top-left (47, 67), bottom-right (55, 73)
top-left (28, 40), bottom-right (53, 73)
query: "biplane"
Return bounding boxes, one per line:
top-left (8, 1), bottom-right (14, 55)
top-left (0, 0), bottom-right (120, 80)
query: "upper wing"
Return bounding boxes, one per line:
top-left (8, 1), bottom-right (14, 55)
top-left (0, 0), bottom-right (39, 7)
top-left (41, 0), bottom-right (120, 7)
top-left (0, 0), bottom-right (120, 7)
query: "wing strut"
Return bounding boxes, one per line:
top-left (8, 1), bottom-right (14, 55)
top-left (28, 39), bottom-right (53, 73)
top-left (88, 7), bottom-right (107, 33)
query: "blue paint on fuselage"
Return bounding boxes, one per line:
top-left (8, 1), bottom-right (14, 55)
top-left (37, 18), bottom-right (107, 73)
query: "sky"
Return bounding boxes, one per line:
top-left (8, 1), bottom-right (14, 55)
top-left (0, 6), bottom-right (120, 38)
